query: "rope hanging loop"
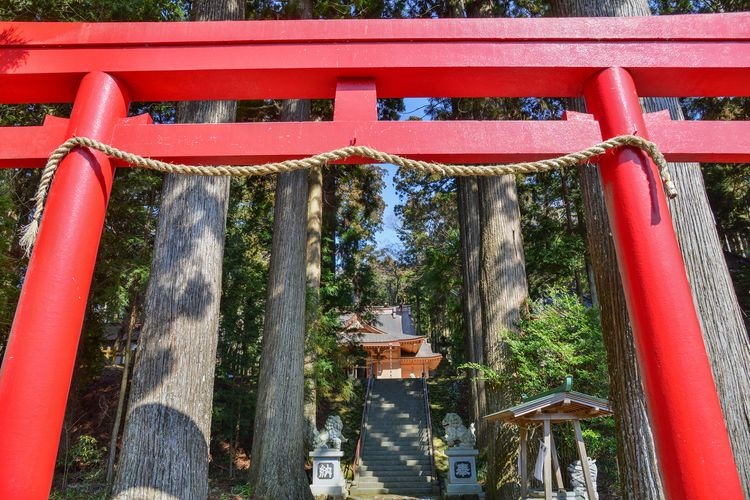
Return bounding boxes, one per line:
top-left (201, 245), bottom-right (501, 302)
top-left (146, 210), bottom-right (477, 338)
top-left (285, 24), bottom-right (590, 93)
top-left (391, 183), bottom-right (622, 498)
top-left (20, 134), bottom-right (677, 255)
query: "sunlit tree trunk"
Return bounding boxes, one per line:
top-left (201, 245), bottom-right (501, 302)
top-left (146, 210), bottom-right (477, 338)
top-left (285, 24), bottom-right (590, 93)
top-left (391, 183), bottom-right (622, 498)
top-left (112, 4), bottom-right (242, 499)
top-left (249, 92), bottom-right (314, 499)
top-left (478, 175), bottom-right (528, 499)
top-left (305, 165), bottom-right (322, 433)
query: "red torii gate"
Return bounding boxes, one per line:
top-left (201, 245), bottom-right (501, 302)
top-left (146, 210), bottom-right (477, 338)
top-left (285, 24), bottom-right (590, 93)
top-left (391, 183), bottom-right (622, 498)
top-left (0, 14), bottom-right (748, 499)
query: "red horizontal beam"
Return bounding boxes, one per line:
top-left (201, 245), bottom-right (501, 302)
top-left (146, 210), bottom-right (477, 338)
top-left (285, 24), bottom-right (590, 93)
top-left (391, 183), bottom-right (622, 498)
top-left (0, 15), bottom-right (748, 103)
top-left (645, 112), bottom-right (750, 163)
top-left (1, 116), bottom-right (748, 168)
top-left (3, 14), bottom-right (747, 46)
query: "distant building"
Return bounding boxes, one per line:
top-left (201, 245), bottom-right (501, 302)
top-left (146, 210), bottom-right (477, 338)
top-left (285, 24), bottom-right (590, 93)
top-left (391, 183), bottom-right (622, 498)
top-left (338, 305), bottom-right (442, 379)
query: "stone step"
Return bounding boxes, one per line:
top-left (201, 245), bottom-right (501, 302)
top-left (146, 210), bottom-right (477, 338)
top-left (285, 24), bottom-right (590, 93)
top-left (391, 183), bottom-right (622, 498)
top-left (367, 409), bottom-right (421, 415)
top-left (370, 391), bottom-right (422, 396)
top-left (365, 429), bottom-right (426, 435)
top-left (359, 463), bottom-right (431, 473)
top-left (365, 434), bottom-right (426, 441)
top-left (363, 440), bottom-right (427, 447)
top-left (368, 406), bottom-right (424, 412)
top-left (363, 447), bottom-right (428, 455)
top-left (366, 427), bottom-right (426, 433)
top-left (367, 421), bottom-right (425, 427)
top-left (357, 467), bottom-right (432, 477)
top-left (355, 480), bottom-right (434, 490)
top-left (363, 442), bottom-right (430, 451)
top-left (362, 452), bottom-right (430, 466)
top-left (366, 433), bottom-right (426, 439)
top-left (356, 473), bottom-right (433, 484)
top-left (370, 392), bottom-right (422, 397)
top-left (362, 452), bottom-right (430, 465)
top-left (362, 457), bottom-right (431, 466)
top-left (362, 448), bottom-right (429, 456)
top-left (349, 485), bottom-right (438, 495)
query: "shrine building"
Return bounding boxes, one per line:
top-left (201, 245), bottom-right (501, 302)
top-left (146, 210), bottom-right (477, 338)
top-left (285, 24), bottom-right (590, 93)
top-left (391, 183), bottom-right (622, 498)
top-left (339, 306), bottom-right (442, 379)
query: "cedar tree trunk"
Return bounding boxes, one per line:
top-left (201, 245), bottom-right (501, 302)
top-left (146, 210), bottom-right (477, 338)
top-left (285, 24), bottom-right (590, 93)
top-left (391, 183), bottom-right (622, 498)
top-left (111, 4), bottom-right (241, 499)
top-left (457, 177), bottom-right (488, 440)
top-left (249, 98), bottom-right (314, 499)
top-left (478, 175), bottom-right (528, 499)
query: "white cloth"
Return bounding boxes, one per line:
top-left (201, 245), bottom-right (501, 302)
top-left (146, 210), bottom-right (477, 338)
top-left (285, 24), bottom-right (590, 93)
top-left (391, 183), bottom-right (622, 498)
top-left (534, 440), bottom-right (548, 481)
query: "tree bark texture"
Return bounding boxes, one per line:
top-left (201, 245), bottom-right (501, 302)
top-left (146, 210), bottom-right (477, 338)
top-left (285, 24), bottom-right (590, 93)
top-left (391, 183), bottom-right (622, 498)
top-left (304, 166), bottom-right (322, 432)
top-left (111, 3), bottom-right (243, 499)
top-left (457, 177), bottom-right (488, 441)
top-left (478, 175), bottom-right (528, 499)
top-left (552, 0), bottom-right (750, 496)
top-left (249, 97), bottom-right (313, 499)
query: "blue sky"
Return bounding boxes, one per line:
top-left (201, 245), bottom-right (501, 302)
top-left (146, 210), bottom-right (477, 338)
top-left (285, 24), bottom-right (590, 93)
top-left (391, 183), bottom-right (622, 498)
top-left (375, 98), bottom-right (430, 252)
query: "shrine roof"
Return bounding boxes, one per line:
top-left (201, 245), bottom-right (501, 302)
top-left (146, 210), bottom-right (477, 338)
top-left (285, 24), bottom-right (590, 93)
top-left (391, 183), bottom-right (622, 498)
top-left (338, 306), bottom-right (425, 345)
top-left (415, 341), bottom-right (440, 358)
top-left (484, 377), bottom-right (612, 424)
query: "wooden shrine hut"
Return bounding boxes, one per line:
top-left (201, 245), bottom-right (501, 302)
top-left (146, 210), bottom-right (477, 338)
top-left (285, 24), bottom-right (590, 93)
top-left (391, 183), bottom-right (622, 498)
top-left (338, 305), bottom-right (442, 379)
top-left (485, 377), bottom-right (612, 500)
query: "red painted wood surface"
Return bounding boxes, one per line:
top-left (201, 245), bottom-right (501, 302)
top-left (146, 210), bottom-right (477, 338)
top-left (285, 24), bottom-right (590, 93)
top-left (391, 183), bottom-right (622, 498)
top-left (0, 118), bottom-right (748, 168)
top-left (1, 14), bottom-right (748, 102)
top-left (583, 67), bottom-right (743, 500)
top-left (0, 72), bottom-right (129, 500)
top-left (0, 14), bottom-right (748, 500)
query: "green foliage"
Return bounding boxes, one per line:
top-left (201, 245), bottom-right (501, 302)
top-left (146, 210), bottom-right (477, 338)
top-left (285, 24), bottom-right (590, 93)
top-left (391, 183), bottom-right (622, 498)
top-left (506, 289), bottom-right (608, 397)
top-left (456, 362), bottom-right (503, 386)
top-left (394, 166), bottom-right (463, 359)
top-left (230, 482), bottom-right (254, 497)
top-left (49, 490), bottom-right (107, 500)
top-left (308, 310), bottom-right (356, 401)
top-left (57, 434), bottom-right (105, 483)
top-left (0, 0), bottom-right (188, 21)
top-left (211, 177), bottom-right (275, 457)
top-left (505, 289), bottom-right (617, 489)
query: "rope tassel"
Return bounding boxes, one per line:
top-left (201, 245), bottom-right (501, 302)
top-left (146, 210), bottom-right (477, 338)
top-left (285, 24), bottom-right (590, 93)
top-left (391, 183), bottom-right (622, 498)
top-left (21, 134), bottom-right (677, 256)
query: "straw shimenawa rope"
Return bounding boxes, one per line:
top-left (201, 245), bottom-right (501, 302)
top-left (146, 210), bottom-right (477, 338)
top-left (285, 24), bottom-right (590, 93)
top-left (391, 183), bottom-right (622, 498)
top-left (20, 134), bottom-right (676, 255)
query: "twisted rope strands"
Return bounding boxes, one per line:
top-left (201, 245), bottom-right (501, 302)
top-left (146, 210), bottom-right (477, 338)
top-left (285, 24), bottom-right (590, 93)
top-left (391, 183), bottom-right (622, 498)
top-left (20, 134), bottom-right (676, 255)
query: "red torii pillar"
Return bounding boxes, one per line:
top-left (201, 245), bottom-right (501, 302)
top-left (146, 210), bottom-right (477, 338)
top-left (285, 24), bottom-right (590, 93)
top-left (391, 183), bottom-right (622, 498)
top-left (583, 67), bottom-right (743, 499)
top-left (0, 72), bottom-right (129, 499)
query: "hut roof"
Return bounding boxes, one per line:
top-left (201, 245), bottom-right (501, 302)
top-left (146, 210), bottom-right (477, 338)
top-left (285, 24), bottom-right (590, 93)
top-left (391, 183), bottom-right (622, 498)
top-left (484, 377), bottom-right (612, 424)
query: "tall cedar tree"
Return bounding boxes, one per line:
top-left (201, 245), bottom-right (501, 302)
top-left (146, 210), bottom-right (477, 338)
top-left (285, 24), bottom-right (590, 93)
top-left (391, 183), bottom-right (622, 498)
top-left (112, 1), bottom-right (244, 498)
top-left (551, 0), bottom-right (750, 496)
top-left (249, 0), bottom-right (314, 490)
top-left (445, 4), bottom-right (530, 498)
top-left (249, 97), bottom-right (313, 498)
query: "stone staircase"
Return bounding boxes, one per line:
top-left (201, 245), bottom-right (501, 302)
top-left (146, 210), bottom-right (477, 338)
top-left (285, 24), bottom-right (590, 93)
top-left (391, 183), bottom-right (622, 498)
top-left (350, 379), bottom-right (439, 497)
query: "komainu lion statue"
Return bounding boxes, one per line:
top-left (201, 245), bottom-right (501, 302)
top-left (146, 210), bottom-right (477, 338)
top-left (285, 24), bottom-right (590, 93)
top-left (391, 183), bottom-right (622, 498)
top-left (311, 415), bottom-right (348, 450)
top-left (441, 413), bottom-right (476, 448)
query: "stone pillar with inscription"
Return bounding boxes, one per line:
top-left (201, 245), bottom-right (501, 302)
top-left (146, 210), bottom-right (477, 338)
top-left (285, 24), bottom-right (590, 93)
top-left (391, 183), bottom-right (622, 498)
top-left (445, 447), bottom-right (484, 497)
top-left (441, 413), bottom-right (484, 497)
top-left (309, 448), bottom-right (346, 497)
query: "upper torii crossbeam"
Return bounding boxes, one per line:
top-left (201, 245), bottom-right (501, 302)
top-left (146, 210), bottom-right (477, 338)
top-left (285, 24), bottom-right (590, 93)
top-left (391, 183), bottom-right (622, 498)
top-left (0, 13), bottom-right (748, 499)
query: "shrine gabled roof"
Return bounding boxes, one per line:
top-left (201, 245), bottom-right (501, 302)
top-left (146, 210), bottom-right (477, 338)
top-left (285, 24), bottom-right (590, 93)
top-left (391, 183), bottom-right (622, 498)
top-left (338, 306), bottom-right (424, 345)
top-left (484, 377), bottom-right (612, 424)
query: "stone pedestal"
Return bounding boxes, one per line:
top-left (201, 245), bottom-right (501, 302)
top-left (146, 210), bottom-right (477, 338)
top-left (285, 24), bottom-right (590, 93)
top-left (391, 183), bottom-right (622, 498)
top-left (445, 447), bottom-right (484, 497)
top-left (309, 448), bottom-right (346, 497)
